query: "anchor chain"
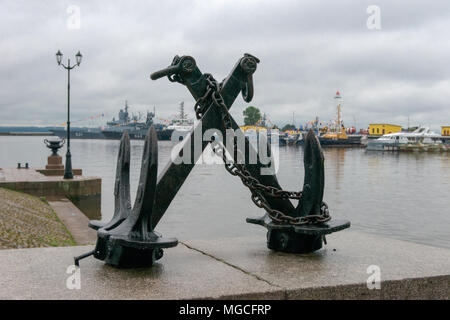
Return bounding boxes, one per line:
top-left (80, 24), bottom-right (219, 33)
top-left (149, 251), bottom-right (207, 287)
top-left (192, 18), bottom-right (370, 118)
top-left (193, 74), bottom-right (331, 226)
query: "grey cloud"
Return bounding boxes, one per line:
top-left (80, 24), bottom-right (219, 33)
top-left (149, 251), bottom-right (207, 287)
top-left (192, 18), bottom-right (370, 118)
top-left (0, 0), bottom-right (449, 130)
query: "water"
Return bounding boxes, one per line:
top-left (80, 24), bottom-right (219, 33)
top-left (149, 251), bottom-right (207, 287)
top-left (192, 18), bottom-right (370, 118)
top-left (1, 136), bottom-right (449, 248)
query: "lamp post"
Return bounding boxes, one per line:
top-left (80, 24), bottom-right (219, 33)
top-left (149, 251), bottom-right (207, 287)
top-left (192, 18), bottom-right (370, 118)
top-left (56, 50), bottom-right (82, 179)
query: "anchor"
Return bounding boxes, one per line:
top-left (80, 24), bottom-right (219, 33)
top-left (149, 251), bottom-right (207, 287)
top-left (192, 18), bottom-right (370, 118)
top-left (79, 129), bottom-right (178, 268)
top-left (245, 130), bottom-right (350, 253)
top-left (75, 53), bottom-right (350, 268)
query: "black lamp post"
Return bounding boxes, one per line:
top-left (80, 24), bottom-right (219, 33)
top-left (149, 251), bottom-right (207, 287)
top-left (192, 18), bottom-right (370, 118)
top-left (56, 50), bottom-right (82, 179)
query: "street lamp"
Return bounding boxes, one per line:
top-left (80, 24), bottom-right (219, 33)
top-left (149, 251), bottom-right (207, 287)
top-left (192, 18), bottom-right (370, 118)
top-left (55, 50), bottom-right (83, 179)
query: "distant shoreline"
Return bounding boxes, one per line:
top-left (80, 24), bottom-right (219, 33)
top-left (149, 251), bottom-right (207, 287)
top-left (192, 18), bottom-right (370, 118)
top-left (0, 132), bottom-right (54, 136)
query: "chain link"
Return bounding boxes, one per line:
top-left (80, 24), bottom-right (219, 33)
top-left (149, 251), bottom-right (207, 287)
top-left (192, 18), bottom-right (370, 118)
top-left (193, 74), bottom-right (331, 226)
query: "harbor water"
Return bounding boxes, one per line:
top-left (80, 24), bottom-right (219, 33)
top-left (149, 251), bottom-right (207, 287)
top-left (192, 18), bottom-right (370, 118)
top-left (1, 136), bottom-right (449, 249)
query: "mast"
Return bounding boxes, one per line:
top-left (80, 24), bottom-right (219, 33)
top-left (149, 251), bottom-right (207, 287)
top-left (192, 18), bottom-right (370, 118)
top-left (124, 100), bottom-right (129, 123)
top-left (334, 91), bottom-right (342, 134)
top-left (337, 104), bottom-right (341, 134)
top-left (180, 101), bottom-right (184, 119)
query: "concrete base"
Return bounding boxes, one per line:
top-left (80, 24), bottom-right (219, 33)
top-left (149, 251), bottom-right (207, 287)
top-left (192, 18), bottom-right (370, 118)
top-left (0, 231), bottom-right (448, 299)
top-left (0, 168), bottom-right (100, 219)
top-left (37, 168), bottom-right (82, 177)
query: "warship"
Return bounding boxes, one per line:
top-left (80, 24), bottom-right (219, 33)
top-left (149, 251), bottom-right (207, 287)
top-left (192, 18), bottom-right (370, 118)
top-left (51, 101), bottom-right (173, 141)
top-left (102, 101), bottom-right (194, 141)
top-left (50, 126), bottom-right (104, 139)
top-left (101, 101), bottom-right (173, 140)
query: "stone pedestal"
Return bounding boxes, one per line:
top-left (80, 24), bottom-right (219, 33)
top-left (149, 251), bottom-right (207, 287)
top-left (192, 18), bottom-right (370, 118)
top-left (45, 155), bottom-right (64, 170)
top-left (37, 155), bottom-right (82, 176)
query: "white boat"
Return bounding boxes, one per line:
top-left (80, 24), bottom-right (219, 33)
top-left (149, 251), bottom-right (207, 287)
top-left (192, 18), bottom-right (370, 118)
top-left (366, 126), bottom-right (444, 151)
top-left (167, 102), bottom-right (194, 139)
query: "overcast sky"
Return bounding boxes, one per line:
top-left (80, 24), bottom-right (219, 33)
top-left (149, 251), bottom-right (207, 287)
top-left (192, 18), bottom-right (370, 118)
top-left (1, 0), bottom-right (449, 130)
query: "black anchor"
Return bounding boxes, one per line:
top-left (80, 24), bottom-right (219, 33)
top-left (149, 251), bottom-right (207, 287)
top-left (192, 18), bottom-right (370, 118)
top-left (75, 53), bottom-right (350, 268)
top-left (77, 128), bottom-right (177, 268)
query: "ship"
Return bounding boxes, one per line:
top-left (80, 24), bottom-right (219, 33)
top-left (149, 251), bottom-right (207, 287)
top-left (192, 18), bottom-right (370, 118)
top-left (164, 102), bottom-right (195, 139)
top-left (315, 91), bottom-right (362, 147)
top-left (101, 101), bottom-right (173, 140)
top-left (366, 126), bottom-right (447, 151)
top-left (241, 113), bottom-right (287, 146)
top-left (51, 126), bottom-right (104, 139)
top-left (51, 101), bottom-right (173, 141)
top-left (103, 101), bottom-right (195, 141)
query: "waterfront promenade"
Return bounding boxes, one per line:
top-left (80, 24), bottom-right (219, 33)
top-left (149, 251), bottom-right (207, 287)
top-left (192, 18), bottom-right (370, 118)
top-left (0, 151), bottom-right (448, 299)
top-left (0, 231), bottom-right (448, 299)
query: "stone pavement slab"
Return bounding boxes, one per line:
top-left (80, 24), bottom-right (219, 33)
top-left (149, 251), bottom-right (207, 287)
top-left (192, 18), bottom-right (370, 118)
top-left (184, 231), bottom-right (450, 299)
top-left (0, 244), bottom-right (282, 300)
top-left (0, 231), bottom-right (448, 299)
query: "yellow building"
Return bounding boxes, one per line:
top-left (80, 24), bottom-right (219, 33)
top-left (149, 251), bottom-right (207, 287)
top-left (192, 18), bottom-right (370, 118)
top-left (368, 124), bottom-right (402, 136)
top-left (240, 125), bottom-right (268, 132)
top-left (442, 126), bottom-right (450, 136)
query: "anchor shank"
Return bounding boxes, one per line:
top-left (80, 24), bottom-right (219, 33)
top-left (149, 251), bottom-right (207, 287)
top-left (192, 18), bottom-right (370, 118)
top-left (151, 104), bottom-right (224, 228)
top-left (151, 54), bottom-right (295, 228)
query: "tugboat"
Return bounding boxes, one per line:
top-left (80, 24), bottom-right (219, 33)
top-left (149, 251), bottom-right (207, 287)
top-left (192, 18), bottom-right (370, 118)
top-left (318, 91), bottom-right (362, 147)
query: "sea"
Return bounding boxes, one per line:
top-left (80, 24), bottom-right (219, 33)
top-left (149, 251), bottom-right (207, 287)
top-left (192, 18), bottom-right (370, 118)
top-left (1, 135), bottom-right (449, 248)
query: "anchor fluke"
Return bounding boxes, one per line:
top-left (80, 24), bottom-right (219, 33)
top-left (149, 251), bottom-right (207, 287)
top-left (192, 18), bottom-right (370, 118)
top-left (91, 126), bottom-right (177, 268)
top-left (296, 129), bottom-right (325, 217)
top-left (247, 129), bottom-right (350, 253)
top-left (89, 131), bottom-right (131, 231)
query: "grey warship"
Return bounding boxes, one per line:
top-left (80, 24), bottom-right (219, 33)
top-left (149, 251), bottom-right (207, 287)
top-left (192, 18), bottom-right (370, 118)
top-left (101, 101), bottom-right (173, 140)
top-left (51, 101), bottom-right (173, 140)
